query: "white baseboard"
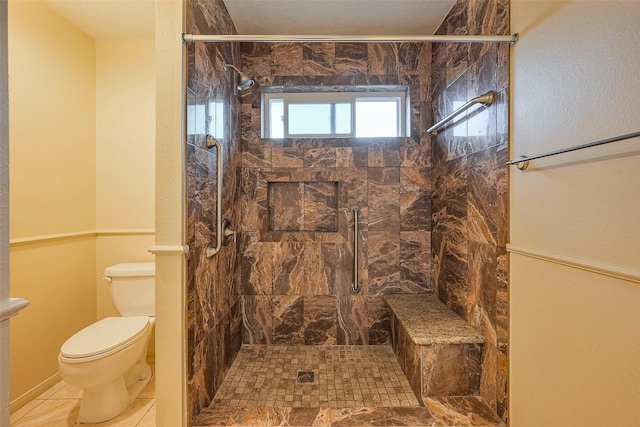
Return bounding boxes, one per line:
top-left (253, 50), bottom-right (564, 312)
top-left (10, 372), bottom-right (61, 414)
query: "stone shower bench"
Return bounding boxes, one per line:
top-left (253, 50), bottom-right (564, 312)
top-left (384, 294), bottom-right (486, 400)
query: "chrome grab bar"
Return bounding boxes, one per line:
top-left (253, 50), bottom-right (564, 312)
top-left (506, 131), bottom-right (640, 170)
top-left (427, 90), bottom-right (496, 135)
top-left (206, 135), bottom-right (224, 258)
top-left (351, 206), bottom-right (361, 294)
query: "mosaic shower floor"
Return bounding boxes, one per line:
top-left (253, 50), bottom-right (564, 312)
top-left (196, 345), bottom-right (505, 426)
top-left (211, 345), bottom-right (420, 408)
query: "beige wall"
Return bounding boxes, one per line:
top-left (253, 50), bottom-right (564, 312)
top-left (95, 38), bottom-right (156, 319)
top-left (8, 0), bottom-right (97, 404)
top-left (510, 2), bottom-right (640, 426)
top-left (8, 1), bottom-right (157, 407)
top-left (96, 38), bottom-right (155, 231)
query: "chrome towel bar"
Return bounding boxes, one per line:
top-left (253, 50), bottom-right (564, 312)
top-left (427, 90), bottom-right (496, 135)
top-left (507, 131), bottom-right (640, 170)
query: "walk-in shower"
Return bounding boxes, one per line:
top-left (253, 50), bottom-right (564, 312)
top-left (185, 1), bottom-right (512, 424)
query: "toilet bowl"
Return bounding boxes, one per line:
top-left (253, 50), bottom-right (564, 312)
top-left (58, 263), bottom-right (155, 423)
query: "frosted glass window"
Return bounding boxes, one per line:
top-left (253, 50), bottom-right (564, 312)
top-left (356, 99), bottom-right (399, 137)
top-left (269, 99), bottom-right (284, 138)
top-left (263, 88), bottom-right (407, 138)
top-left (287, 103), bottom-right (352, 136)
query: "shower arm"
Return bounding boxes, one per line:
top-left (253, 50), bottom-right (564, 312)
top-left (205, 135), bottom-right (236, 258)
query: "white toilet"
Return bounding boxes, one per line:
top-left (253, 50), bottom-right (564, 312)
top-left (58, 262), bottom-right (155, 423)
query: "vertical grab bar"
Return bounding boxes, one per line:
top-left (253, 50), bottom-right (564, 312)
top-left (205, 135), bottom-right (223, 258)
top-left (351, 206), bottom-right (361, 293)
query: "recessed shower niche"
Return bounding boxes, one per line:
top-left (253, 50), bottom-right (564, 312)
top-left (249, 168), bottom-right (354, 243)
top-left (268, 181), bottom-right (339, 232)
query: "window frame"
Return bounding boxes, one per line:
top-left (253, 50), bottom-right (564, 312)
top-left (262, 87), bottom-right (408, 139)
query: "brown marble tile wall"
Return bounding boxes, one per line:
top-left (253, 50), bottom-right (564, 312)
top-left (431, 0), bottom-right (509, 422)
top-left (239, 42), bottom-right (433, 346)
top-left (186, 0), bottom-right (243, 423)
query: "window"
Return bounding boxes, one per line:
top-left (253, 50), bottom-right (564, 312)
top-left (263, 87), bottom-right (408, 138)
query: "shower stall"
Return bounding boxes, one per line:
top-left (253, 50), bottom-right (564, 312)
top-left (183, 0), bottom-right (509, 425)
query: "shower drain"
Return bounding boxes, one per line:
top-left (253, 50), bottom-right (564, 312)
top-left (296, 370), bottom-right (315, 383)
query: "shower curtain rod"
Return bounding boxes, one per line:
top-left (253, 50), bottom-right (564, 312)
top-left (182, 34), bottom-right (519, 44)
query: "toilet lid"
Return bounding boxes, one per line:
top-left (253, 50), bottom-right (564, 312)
top-left (61, 317), bottom-right (150, 359)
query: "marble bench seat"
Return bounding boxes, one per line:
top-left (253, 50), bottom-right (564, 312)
top-left (384, 294), bottom-right (485, 345)
top-left (384, 294), bottom-right (486, 400)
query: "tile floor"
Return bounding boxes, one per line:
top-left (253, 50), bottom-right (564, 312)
top-left (212, 345), bottom-right (419, 409)
top-left (10, 348), bottom-right (505, 427)
top-left (196, 345), bottom-right (505, 427)
top-left (9, 366), bottom-right (155, 427)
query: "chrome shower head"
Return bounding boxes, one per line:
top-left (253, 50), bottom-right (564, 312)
top-left (223, 62), bottom-right (255, 92)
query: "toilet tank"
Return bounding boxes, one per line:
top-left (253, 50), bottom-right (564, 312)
top-left (104, 263), bottom-right (155, 317)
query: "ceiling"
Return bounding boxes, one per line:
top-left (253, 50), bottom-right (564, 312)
top-left (222, 0), bottom-right (456, 36)
top-left (43, 0), bottom-right (156, 40)
top-left (43, 0), bottom-right (456, 40)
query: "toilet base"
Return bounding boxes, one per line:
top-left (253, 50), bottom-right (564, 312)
top-left (77, 363), bottom-right (151, 423)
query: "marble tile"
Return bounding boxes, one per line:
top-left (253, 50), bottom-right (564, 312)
top-left (496, 247), bottom-right (509, 354)
top-left (303, 296), bottom-right (337, 345)
top-left (336, 296), bottom-right (367, 345)
top-left (480, 344), bottom-right (498, 412)
top-left (272, 243), bottom-right (331, 296)
top-left (302, 42), bottom-right (335, 76)
top-left (400, 167), bottom-right (432, 232)
top-left (422, 344), bottom-right (473, 397)
top-left (272, 147), bottom-right (304, 168)
top-left (193, 406), bottom-right (237, 426)
top-left (242, 295), bottom-right (273, 344)
top-left (367, 231), bottom-right (401, 295)
top-left (272, 43), bottom-right (303, 76)
top-left (423, 396), bottom-right (505, 427)
top-left (273, 296), bottom-right (305, 344)
top-left (399, 231), bottom-right (431, 292)
top-left (197, 407), bottom-right (332, 427)
top-left (330, 407), bottom-right (435, 426)
top-left (404, 337), bottom-right (422, 399)
top-left (335, 296), bottom-right (391, 345)
top-left (240, 234), bottom-right (273, 295)
top-left (305, 147), bottom-right (338, 168)
top-left (496, 349), bottom-right (509, 422)
top-left (335, 43), bottom-right (368, 75)
top-left (496, 145), bottom-right (509, 248)
top-left (468, 241), bottom-right (497, 346)
top-left (367, 43), bottom-right (399, 76)
top-left (429, 0), bottom-right (510, 418)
